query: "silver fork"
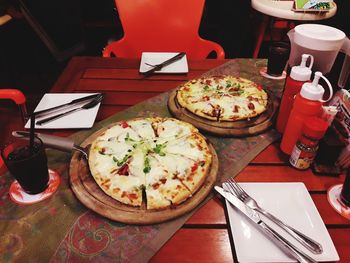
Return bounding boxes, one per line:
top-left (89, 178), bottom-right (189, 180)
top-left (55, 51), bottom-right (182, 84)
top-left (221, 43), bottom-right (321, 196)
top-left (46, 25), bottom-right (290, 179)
top-left (226, 178), bottom-right (323, 254)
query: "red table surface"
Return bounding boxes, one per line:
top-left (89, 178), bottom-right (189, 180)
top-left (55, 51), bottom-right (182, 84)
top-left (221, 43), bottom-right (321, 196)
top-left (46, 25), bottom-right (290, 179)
top-left (2, 57), bottom-right (350, 262)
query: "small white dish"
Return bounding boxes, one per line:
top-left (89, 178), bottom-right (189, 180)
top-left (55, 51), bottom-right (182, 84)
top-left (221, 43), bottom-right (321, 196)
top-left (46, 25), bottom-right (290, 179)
top-left (139, 52), bottom-right (188, 74)
top-left (25, 93), bottom-right (101, 129)
top-left (225, 182), bottom-right (339, 263)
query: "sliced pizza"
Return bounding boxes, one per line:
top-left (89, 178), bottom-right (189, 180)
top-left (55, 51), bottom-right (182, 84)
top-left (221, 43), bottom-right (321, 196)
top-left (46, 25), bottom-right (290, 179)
top-left (88, 117), bottom-right (213, 210)
top-left (176, 75), bottom-right (268, 121)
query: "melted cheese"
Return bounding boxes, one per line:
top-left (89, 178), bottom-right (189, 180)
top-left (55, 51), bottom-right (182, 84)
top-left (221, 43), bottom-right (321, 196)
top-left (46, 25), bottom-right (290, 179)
top-left (128, 150), bottom-right (146, 183)
top-left (129, 119), bottom-right (155, 140)
top-left (92, 152), bottom-right (115, 175)
top-left (98, 125), bottom-right (125, 141)
top-left (96, 140), bottom-right (133, 161)
top-left (110, 175), bottom-right (142, 192)
top-left (157, 119), bottom-right (191, 139)
top-left (165, 139), bottom-right (203, 160)
top-left (154, 154), bottom-right (192, 177)
top-left (146, 156), bottom-right (166, 186)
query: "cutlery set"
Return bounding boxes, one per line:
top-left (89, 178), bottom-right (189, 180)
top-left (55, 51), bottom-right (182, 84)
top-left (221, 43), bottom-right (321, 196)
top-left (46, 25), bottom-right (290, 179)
top-left (34, 93), bottom-right (103, 126)
top-left (141, 52), bottom-right (186, 77)
top-left (216, 179), bottom-right (322, 263)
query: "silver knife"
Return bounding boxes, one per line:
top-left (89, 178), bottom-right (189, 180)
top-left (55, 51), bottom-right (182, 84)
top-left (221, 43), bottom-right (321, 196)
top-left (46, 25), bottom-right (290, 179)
top-left (141, 52), bottom-right (186, 77)
top-left (215, 186), bottom-right (317, 263)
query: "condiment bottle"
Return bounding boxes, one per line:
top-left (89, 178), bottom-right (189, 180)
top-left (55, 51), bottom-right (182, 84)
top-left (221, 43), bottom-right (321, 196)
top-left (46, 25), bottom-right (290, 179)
top-left (276, 54), bottom-right (314, 133)
top-left (280, 72), bottom-right (333, 155)
top-left (289, 117), bottom-right (328, 170)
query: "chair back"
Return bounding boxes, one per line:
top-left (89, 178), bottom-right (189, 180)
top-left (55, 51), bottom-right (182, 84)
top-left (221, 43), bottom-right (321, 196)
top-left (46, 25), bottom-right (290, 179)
top-left (0, 89), bottom-right (27, 170)
top-left (103, 0), bottom-right (225, 59)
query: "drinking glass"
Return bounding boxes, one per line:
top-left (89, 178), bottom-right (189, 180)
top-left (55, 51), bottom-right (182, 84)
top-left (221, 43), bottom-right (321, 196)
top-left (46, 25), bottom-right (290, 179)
top-left (267, 41), bottom-right (290, 77)
top-left (340, 171), bottom-right (350, 207)
top-left (1, 137), bottom-right (49, 194)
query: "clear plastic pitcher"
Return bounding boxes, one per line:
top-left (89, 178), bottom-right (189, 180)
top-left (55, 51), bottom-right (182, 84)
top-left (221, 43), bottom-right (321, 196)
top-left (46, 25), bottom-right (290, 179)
top-left (288, 24), bottom-right (350, 88)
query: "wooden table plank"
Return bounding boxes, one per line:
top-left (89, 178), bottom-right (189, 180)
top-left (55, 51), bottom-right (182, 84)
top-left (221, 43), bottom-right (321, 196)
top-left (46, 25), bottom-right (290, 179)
top-left (237, 166), bottom-right (345, 191)
top-left (328, 228), bottom-right (350, 263)
top-left (77, 79), bottom-right (187, 92)
top-left (312, 194), bottom-right (350, 226)
top-left (150, 229), bottom-right (233, 263)
top-left (186, 198), bottom-right (226, 225)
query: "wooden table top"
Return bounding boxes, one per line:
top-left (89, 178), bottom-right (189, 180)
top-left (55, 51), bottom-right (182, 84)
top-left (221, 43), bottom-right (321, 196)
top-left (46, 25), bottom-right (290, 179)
top-left (3, 56), bottom-right (350, 262)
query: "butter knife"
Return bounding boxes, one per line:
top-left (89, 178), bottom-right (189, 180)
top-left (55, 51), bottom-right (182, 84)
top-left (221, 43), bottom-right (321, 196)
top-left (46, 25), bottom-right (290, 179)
top-left (141, 52), bottom-right (186, 77)
top-left (215, 186), bottom-right (317, 263)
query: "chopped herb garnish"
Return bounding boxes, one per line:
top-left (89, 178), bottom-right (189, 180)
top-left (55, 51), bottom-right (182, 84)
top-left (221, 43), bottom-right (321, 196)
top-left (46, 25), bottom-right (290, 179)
top-left (113, 154), bottom-right (130, 167)
top-left (153, 143), bottom-right (166, 156)
top-left (203, 85), bottom-right (210, 91)
top-left (125, 133), bottom-right (135, 142)
top-left (143, 157), bottom-right (151, 173)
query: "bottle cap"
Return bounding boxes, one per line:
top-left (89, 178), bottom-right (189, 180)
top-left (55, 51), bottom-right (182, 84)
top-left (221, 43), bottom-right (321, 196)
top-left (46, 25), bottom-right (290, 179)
top-left (302, 117), bottom-right (328, 139)
top-left (290, 54), bottom-right (313, 81)
top-left (300, 72), bottom-right (333, 102)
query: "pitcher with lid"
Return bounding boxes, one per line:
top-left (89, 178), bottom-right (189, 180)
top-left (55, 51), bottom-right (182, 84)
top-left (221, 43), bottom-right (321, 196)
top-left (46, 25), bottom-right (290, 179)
top-left (288, 24), bottom-right (350, 88)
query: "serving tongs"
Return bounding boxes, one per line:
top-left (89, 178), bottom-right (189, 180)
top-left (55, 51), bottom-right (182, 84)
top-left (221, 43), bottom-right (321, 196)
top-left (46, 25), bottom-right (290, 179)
top-left (12, 131), bottom-right (88, 159)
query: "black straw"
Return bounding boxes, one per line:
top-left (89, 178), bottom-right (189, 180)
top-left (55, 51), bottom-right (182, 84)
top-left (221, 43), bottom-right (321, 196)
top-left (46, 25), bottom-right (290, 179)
top-left (29, 114), bottom-right (35, 154)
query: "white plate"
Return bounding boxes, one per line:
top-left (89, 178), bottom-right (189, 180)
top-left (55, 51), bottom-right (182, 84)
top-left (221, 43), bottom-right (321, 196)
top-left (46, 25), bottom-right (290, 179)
top-left (225, 182), bottom-right (339, 263)
top-left (139, 52), bottom-right (188, 74)
top-left (25, 93), bottom-right (101, 129)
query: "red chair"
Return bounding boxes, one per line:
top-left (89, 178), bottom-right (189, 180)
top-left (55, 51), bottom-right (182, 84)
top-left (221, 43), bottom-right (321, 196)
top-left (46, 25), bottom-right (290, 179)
top-left (0, 89), bottom-right (27, 123)
top-left (0, 89), bottom-right (28, 170)
top-left (103, 0), bottom-right (225, 59)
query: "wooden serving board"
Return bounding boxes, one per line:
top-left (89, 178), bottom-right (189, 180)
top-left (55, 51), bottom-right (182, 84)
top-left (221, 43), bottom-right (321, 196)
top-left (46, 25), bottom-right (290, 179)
top-left (168, 89), bottom-right (278, 137)
top-left (69, 124), bottom-right (219, 225)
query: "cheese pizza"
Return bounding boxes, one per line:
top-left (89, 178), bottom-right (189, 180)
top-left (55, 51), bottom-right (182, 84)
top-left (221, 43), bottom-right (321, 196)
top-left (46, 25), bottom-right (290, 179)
top-left (88, 117), bottom-right (212, 210)
top-left (176, 75), bottom-right (268, 121)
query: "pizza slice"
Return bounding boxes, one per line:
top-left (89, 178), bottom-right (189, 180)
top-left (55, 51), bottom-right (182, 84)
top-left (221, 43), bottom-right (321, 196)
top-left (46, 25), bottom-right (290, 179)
top-left (161, 134), bottom-right (212, 194)
top-left (145, 154), bottom-right (192, 210)
top-left (155, 118), bottom-right (197, 139)
top-left (127, 118), bottom-right (156, 141)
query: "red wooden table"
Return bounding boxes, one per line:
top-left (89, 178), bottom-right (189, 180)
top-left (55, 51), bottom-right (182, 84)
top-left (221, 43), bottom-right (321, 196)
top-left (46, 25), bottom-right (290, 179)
top-left (3, 57), bottom-right (350, 262)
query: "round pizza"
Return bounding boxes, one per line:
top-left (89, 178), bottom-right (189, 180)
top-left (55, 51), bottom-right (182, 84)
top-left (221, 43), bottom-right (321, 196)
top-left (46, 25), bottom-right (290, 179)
top-left (176, 75), bottom-right (268, 121)
top-left (88, 117), bottom-right (213, 210)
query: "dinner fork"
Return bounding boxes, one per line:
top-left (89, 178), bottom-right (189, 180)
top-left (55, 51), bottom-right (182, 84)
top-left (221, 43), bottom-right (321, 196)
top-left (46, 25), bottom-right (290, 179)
top-left (226, 178), bottom-right (323, 254)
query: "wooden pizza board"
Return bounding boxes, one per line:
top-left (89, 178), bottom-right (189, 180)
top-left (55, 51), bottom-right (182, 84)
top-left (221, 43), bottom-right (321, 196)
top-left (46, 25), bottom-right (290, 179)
top-left (168, 89), bottom-right (278, 137)
top-left (69, 123), bottom-right (219, 225)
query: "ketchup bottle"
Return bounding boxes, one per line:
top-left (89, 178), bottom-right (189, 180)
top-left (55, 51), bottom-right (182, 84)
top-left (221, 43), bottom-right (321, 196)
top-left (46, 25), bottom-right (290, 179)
top-left (276, 54), bottom-right (314, 133)
top-left (280, 72), bottom-right (333, 155)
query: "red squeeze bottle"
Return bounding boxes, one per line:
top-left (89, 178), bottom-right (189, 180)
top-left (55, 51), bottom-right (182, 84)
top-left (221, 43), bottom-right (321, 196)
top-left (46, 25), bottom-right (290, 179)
top-left (280, 72), bottom-right (333, 155)
top-left (276, 54), bottom-right (313, 133)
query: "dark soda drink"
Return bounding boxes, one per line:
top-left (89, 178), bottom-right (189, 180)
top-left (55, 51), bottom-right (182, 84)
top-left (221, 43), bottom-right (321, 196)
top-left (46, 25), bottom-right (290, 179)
top-left (267, 42), bottom-right (290, 76)
top-left (340, 171), bottom-right (350, 207)
top-left (2, 138), bottom-right (49, 194)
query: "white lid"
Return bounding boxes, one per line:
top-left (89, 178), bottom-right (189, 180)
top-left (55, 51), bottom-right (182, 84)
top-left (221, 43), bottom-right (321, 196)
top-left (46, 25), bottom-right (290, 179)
top-left (300, 72), bottom-right (333, 102)
top-left (294, 24), bottom-right (345, 51)
top-left (290, 54), bottom-right (313, 81)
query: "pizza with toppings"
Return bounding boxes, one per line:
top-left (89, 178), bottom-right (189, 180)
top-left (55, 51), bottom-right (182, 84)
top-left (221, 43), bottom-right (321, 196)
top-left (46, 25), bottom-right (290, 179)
top-left (88, 117), bottom-right (213, 210)
top-left (176, 75), bottom-right (268, 121)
